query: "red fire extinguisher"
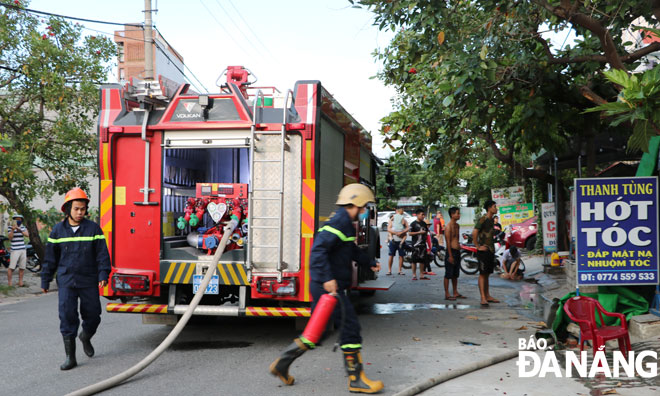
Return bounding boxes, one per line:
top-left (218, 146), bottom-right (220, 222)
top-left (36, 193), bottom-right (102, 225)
top-left (301, 293), bottom-right (338, 345)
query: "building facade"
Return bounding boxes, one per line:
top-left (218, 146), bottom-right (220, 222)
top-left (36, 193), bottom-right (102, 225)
top-left (114, 24), bottom-right (185, 84)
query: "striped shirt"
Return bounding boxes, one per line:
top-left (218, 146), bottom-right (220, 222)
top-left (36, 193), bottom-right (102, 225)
top-left (7, 225), bottom-right (27, 250)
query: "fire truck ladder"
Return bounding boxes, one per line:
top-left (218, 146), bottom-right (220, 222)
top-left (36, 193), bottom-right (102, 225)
top-left (246, 90), bottom-right (293, 283)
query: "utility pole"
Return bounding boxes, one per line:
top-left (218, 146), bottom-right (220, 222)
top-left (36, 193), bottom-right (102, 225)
top-left (144, 0), bottom-right (154, 80)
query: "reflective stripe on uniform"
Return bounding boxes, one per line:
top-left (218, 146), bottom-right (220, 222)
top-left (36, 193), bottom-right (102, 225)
top-left (318, 226), bottom-right (355, 242)
top-left (47, 235), bottom-right (105, 244)
top-left (299, 336), bottom-right (316, 349)
top-left (340, 343), bottom-right (362, 350)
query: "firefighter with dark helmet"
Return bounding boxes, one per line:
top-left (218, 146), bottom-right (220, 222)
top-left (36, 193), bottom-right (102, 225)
top-left (41, 188), bottom-right (111, 370)
top-left (270, 183), bottom-right (384, 393)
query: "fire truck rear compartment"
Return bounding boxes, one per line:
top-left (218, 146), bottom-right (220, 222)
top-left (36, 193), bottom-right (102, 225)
top-left (161, 146), bottom-right (248, 263)
top-left (159, 134), bottom-right (302, 272)
top-left (157, 131), bottom-right (303, 307)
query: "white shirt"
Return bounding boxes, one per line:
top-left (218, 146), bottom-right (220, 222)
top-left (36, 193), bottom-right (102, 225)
top-left (501, 249), bottom-right (521, 267)
top-left (391, 214), bottom-right (405, 242)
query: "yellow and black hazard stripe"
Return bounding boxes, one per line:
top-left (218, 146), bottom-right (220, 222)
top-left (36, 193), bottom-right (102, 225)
top-left (106, 303), bottom-right (168, 314)
top-left (160, 261), bottom-right (249, 286)
top-left (244, 307), bottom-right (311, 317)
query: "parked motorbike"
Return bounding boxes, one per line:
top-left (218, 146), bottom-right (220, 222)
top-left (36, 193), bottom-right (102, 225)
top-left (459, 231), bottom-right (511, 275)
top-left (400, 239), bottom-right (436, 270)
top-left (0, 236), bottom-right (9, 268)
top-left (400, 240), bottom-right (414, 269)
top-left (459, 243), bottom-right (480, 275)
top-left (1, 235), bottom-right (41, 273)
top-left (25, 245), bottom-right (41, 273)
top-left (430, 236), bottom-right (446, 268)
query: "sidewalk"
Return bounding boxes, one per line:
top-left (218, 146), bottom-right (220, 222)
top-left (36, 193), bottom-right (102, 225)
top-left (0, 266), bottom-right (52, 306)
top-left (402, 255), bottom-right (660, 396)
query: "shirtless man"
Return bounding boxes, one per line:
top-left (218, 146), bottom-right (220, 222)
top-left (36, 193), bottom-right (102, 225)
top-left (443, 207), bottom-right (464, 300)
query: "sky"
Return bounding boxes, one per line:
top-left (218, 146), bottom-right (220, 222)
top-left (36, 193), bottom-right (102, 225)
top-left (26, 0), bottom-right (397, 158)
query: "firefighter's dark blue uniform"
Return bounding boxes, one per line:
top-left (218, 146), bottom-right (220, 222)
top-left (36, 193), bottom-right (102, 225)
top-left (41, 218), bottom-right (111, 337)
top-left (309, 207), bottom-right (373, 351)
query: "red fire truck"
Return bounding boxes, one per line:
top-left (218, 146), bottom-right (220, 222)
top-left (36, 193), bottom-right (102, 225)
top-left (97, 66), bottom-right (391, 322)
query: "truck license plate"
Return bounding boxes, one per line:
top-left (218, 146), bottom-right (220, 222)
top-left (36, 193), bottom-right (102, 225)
top-left (192, 274), bottom-right (219, 295)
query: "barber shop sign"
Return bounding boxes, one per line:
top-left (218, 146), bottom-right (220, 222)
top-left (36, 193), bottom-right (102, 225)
top-left (575, 176), bottom-right (659, 286)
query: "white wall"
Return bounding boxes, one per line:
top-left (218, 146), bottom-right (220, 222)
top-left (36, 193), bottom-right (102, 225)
top-left (155, 38), bottom-right (185, 85)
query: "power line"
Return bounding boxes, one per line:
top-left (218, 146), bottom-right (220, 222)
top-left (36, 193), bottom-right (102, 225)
top-left (82, 26), bottom-right (150, 44)
top-left (198, 0), bottom-right (254, 60)
top-left (0, 2), bottom-right (142, 28)
top-left (72, 25), bottom-right (203, 91)
top-left (78, 25), bottom-right (208, 92)
top-left (0, 64), bottom-right (19, 73)
top-left (212, 0), bottom-right (268, 61)
top-left (81, 25), bottom-right (208, 92)
top-left (0, 3), bottom-right (209, 93)
top-left (153, 26), bottom-right (209, 93)
top-left (182, 63), bottom-right (209, 93)
top-left (2, 63), bottom-right (114, 85)
top-left (153, 41), bottom-right (205, 93)
top-left (226, 0), bottom-right (276, 58)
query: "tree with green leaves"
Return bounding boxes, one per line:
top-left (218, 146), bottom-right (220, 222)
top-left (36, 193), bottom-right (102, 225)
top-left (375, 154), bottom-right (421, 210)
top-left (376, 149), bottom-right (516, 212)
top-left (0, 0), bottom-right (115, 259)
top-left (586, 66), bottom-right (660, 151)
top-left (356, 0), bottom-right (660, 248)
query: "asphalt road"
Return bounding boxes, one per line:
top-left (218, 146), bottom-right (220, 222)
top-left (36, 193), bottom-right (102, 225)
top-left (0, 231), bottom-right (549, 396)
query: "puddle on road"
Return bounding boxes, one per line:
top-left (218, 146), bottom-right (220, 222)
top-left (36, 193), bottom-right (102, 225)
top-left (171, 340), bottom-right (252, 351)
top-left (358, 303), bottom-right (472, 315)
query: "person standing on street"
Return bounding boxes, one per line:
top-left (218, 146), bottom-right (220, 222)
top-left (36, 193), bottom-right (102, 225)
top-left (409, 209), bottom-right (430, 281)
top-left (493, 215), bottom-right (504, 239)
top-left (7, 214), bottom-right (29, 287)
top-left (443, 207), bottom-right (464, 300)
top-left (423, 218), bottom-right (436, 276)
top-left (493, 215), bottom-right (502, 233)
top-left (387, 207), bottom-right (409, 276)
top-left (472, 200), bottom-right (500, 307)
top-left (433, 211), bottom-right (445, 245)
top-left (270, 183), bottom-right (383, 393)
top-left (41, 188), bottom-right (111, 370)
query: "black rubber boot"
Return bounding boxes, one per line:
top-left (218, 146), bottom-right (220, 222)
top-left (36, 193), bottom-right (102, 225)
top-left (60, 336), bottom-right (77, 370)
top-left (79, 330), bottom-right (95, 357)
top-left (343, 350), bottom-right (383, 394)
top-left (269, 338), bottom-right (308, 385)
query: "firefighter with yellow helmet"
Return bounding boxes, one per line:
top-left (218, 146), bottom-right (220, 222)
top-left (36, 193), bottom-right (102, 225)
top-left (270, 183), bottom-right (384, 393)
top-left (41, 188), bottom-right (111, 370)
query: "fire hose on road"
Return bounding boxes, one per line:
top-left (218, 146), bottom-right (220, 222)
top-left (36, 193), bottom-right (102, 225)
top-left (392, 349), bottom-right (519, 396)
top-left (65, 219), bottom-right (238, 396)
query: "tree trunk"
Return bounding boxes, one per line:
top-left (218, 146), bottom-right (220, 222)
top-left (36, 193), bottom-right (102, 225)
top-left (24, 220), bottom-right (43, 262)
top-left (479, 132), bottom-right (570, 249)
top-left (586, 131), bottom-right (597, 177)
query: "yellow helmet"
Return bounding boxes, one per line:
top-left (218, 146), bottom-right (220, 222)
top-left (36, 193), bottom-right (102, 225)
top-left (335, 183), bottom-right (375, 207)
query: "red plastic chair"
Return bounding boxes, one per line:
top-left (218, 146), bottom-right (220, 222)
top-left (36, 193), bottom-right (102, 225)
top-left (563, 296), bottom-right (631, 356)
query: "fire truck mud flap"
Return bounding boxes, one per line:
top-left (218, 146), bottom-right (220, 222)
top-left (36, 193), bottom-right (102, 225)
top-left (354, 278), bottom-right (395, 291)
top-left (106, 303), bottom-right (311, 317)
